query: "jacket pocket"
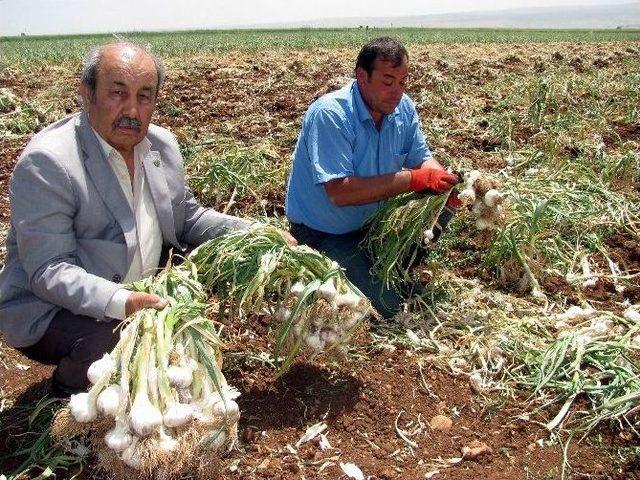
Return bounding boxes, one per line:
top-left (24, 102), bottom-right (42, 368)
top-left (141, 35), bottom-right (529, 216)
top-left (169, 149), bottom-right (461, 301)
top-left (76, 238), bottom-right (128, 280)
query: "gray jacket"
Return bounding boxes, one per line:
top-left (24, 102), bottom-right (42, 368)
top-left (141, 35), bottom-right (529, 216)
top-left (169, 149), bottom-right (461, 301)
top-left (0, 112), bottom-right (249, 348)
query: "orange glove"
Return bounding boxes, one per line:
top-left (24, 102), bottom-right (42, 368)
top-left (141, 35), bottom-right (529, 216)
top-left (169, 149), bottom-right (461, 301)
top-left (409, 168), bottom-right (460, 194)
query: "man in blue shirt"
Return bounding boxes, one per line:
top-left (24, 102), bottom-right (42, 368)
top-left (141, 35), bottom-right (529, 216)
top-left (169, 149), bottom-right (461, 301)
top-left (286, 37), bottom-right (459, 318)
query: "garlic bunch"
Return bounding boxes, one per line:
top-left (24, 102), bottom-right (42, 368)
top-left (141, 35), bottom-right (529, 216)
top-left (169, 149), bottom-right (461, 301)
top-left (462, 170), bottom-right (507, 231)
top-left (53, 266), bottom-right (241, 476)
top-left (275, 277), bottom-right (370, 355)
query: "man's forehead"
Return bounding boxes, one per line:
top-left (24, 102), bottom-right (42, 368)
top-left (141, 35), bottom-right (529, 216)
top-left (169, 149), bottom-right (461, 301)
top-left (372, 58), bottom-right (408, 75)
top-left (99, 46), bottom-right (157, 80)
top-left (98, 56), bottom-right (158, 88)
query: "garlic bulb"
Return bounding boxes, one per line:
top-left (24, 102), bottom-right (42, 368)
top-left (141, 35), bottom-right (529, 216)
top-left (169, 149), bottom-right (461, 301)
top-left (158, 427), bottom-right (179, 453)
top-left (317, 278), bottom-right (338, 301)
top-left (483, 189), bottom-right (504, 207)
top-left (319, 327), bottom-right (339, 344)
top-left (164, 402), bottom-right (194, 428)
top-left (87, 353), bottom-right (115, 384)
top-left (305, 334), bottom-right (325, 352)
top-left (458, 188), bottom-right (476, 206)
top-left (205, 429), bottom-right (227, 451)
top-left (623, 307), bottom-right (640, 323)
top-left (344, 312), bottom-right (361, 329)
top-left (292, 321), bottom-right (304, 337)
top-left (121, 439), bottom-right (142, 469)
top-left (472, 199), bottom-right (485, 214)
top-left (423, 228), bottom-right (434, 243)
top-left (97, 384), bottom-right (121, 417)
top-left (105, 421), bottom-right (133, 452)
top-left (212, 399), bottom-right (240, 424)
top-left (475, 217), bottom-right (495, 230)
top-left (167, 365), bottom-right (193, 389)
top-left (290, 282), bottom-right (305, 297)
top-left (69, 392), bottom-right (98, 423)
top-left (465, 170), bottom-right (481, 184)
top-left (129, 393), bottom-right (163, 437)
top-left (274, 306), bottom-right (292, 323)
top-left (334, 292), bottom-right (368, 313)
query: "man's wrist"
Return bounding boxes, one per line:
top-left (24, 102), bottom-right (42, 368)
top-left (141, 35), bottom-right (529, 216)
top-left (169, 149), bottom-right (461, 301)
top-left (105, 288), bottom-right (132, 321)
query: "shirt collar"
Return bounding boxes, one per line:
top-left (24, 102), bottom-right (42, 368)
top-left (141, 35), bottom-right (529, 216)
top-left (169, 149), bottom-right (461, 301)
top-left (91, 127), bottom-right (151, 159)
top-left (351, 80), bottom-right (401, 126)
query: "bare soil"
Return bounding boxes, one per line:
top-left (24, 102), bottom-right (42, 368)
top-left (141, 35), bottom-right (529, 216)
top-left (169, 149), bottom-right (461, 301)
top-left (1, 41), bottom-right (639, 479)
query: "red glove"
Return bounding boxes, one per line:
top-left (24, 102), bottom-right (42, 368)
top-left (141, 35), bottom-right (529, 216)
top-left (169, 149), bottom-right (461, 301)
top-left (446, 191), bottom-right (462, 209)
top-left (409, 168), bottom-right (460, 194)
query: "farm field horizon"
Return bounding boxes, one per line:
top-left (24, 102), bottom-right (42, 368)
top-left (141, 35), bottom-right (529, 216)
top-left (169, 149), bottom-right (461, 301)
top-left (1, 28), bottom-right (639, 479)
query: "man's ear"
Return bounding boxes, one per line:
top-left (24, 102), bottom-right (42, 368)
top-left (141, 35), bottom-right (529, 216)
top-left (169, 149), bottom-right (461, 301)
top-left (79, 82), bottom-right (90, 107)
top-left (355, 66), bottom-right (368, 84)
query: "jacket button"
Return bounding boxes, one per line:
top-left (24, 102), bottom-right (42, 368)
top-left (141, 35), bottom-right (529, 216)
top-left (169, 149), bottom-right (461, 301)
top-left (112, 274), bottom-right (122, 283)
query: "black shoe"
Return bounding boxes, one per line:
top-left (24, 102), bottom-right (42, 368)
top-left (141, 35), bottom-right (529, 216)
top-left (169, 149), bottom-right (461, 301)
top-left (51, 379), bottom-right (84, 399)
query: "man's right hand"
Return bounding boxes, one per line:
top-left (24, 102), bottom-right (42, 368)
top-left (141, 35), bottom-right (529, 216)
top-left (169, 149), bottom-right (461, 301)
top-left (125, 291), bottom-right (168, 317)
top-left (409, 168), bottom-right (459, 194)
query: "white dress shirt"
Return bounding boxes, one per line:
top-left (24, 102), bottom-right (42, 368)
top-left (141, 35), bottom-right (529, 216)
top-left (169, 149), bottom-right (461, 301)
top-left (92, 129), bottom-right (163, 320)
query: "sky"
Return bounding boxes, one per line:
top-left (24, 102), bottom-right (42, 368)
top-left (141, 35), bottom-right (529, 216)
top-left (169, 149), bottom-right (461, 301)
top-left (0, 0), bottom-right (634, 36)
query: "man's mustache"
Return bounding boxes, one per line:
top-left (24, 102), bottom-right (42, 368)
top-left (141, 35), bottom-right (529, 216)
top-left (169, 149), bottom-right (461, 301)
top-left (114, 117), bottom-right (141, 129)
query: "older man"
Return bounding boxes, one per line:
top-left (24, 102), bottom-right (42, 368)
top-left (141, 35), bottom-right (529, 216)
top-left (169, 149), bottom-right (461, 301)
top-left (286, 37), bottom-right (460, 318)
top-left (0, 41), bottom-right (256, 396)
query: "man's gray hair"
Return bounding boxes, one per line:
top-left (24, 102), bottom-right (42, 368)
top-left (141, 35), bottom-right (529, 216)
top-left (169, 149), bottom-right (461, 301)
top-left (80, 41), bottom-right (166, 102)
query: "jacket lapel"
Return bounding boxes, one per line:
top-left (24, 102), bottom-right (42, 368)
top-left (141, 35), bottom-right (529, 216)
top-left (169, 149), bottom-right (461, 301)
top-left (75, 112), bottom-right (137, 267)
top-left (142, 150), bottom-right (180, 248)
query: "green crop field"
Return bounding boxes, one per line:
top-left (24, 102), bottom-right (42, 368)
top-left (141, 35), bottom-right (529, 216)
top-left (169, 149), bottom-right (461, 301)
top-left (1, 27), bottom-right (639, 64)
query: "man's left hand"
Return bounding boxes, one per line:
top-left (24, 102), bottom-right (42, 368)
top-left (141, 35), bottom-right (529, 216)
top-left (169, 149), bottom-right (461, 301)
top-left (281, 230), bottom-right (298, 246)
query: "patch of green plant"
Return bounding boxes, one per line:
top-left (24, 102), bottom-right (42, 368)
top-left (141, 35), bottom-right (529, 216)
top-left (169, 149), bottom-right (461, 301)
top-left (1, 398), bottom-right (86, 480)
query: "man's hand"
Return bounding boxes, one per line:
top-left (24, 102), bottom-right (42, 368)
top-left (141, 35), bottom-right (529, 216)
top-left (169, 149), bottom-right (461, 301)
top-left (409, 168), bottom-right (460, 194)
top-left (125, 292), bottom-right (168, 317)
top-left (446, 189), bottom-right (463, 209)
top-left (280, 229), bottom-right (298, 246)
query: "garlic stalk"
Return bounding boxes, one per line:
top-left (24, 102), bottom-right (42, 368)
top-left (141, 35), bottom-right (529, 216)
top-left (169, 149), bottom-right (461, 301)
top-left (128, 313), bottom-right (163, 437)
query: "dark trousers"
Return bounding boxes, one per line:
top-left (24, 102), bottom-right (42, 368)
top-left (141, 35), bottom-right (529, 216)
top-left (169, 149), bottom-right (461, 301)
top-left (19, 309), bottom-right (121, 394)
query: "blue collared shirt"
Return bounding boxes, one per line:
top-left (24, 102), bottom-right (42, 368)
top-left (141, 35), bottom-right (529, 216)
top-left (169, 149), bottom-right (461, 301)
top-left (285, 80), bottom-right (431, 234)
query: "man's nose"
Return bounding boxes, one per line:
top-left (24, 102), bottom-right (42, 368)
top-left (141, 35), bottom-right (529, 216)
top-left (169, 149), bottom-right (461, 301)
top-left (122, 95), bottom-right (139, 117)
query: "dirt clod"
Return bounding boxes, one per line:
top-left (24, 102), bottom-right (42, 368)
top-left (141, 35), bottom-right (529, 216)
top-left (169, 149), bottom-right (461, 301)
top-left (430, 414), bottom-right (453, 431)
